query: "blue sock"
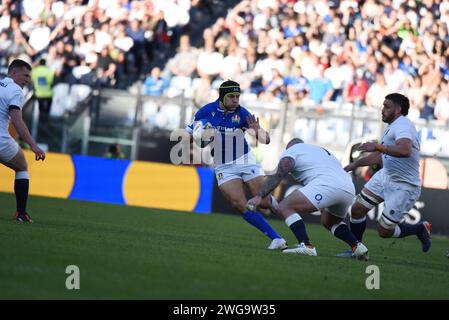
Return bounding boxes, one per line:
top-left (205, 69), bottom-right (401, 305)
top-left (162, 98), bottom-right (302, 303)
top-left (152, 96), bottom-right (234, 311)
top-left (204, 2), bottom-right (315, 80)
top-left (242, 211), bottom-right (281, 240)
top-left (398, 223), bottom-right (420, 237)
top-left (285, 214), bottom-right (310, 245)
top-left (332, 223), bottom-right (358, 248)
top-left (350, 217), bottom-right (366, 242)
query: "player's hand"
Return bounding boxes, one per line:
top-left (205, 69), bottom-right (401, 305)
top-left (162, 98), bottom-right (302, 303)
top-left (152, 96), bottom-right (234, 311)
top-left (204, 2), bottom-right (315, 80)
top-left (244, 114), bottom-right (260, 132)
top-left (344, 163), bottom-right (356, 172)
top-left (246, 196), bottom-right (262, 212)
top-left (358, 142), bottom-right (376, 152)
top-left (31, 145), bottom-right (46, 161)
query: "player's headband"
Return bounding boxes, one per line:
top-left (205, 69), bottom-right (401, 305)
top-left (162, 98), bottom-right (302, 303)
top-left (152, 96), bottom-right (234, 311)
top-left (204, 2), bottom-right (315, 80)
top-left (219, 81), bottom-right (240, 105)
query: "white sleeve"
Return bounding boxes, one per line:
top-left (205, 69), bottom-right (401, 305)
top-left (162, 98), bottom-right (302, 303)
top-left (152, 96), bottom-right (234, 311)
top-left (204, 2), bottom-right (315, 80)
top-left (395, 125), bottom-right (415, 141)
top-left (9, 89), bottom-right (24, 110)
top-left (280, 148), bottom-right (297, 164)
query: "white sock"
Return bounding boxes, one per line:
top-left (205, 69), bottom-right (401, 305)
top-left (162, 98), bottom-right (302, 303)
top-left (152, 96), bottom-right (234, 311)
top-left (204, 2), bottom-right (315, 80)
top-left (285, 213), bottom-right (302, 227)
top-left (270, 195), bottom-right (280, 210)
top-left (15, 171), bottom-right (29, 179)
top-left (350, 216), bottom-right (366, 224)
top-left (392, 225), bottom-right (401, 238)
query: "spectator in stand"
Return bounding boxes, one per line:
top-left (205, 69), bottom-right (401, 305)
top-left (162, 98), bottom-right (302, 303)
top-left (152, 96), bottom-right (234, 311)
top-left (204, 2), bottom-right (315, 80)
top-left (143, 66), bottom-right (169, 97)
top-left (166, 34), bottom-right (198, 84)
top-left (31, 58), bottom-right (55, 123)
top-left (344, 71), bottom-right (368, 108)
top-left (307, 65), bottom-right (333, 105)
top-left (365, 73), bottom-right (390, 109)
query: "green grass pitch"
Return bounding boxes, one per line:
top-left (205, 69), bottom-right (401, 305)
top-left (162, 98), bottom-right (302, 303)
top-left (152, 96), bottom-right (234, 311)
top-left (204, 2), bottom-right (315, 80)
top-left (1, 192), bottom-right (448, 299)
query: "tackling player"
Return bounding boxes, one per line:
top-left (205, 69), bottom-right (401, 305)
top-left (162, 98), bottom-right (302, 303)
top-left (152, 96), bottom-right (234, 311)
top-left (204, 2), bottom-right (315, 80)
top-left (247, 138), bottom-right (369, 259)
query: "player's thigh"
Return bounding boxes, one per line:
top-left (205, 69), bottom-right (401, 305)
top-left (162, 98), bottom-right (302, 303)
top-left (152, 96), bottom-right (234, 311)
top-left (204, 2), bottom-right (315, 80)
top-left (2, 143), bottom-right (27, 172)
top-left (379, 183), bottom-right (421, 230)
top-left (219, 178), bottom-right (247, 213)
top-left (245, 175), bottom-right (265, 195)
top-left (355, 170), bottom-right (385, 214)
top-left (321, 188), bottom-right (355, 219)
top-left (279, 189), bottom-right (317, 219)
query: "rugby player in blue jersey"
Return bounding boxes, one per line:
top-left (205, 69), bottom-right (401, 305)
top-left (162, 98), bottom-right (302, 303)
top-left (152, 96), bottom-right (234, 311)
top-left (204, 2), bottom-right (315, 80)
top-left (185, 80), bottom-right (287, 250)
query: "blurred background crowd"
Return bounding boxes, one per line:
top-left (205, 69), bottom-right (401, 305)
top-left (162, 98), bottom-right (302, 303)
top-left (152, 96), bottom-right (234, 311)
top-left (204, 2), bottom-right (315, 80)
top-left (0, 0), bottom-right (447, 124)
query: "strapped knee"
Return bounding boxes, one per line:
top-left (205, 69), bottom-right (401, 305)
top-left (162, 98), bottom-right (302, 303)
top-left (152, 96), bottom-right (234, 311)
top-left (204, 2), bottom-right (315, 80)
top-left (356, 190), bottom-right (380, 210)
top-left (378, 212), bottom-right (399, 230)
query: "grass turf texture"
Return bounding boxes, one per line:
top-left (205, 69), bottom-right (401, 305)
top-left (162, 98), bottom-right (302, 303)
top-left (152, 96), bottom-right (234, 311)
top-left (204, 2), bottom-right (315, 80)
top-left (1, 192), bottom-right (448, 299)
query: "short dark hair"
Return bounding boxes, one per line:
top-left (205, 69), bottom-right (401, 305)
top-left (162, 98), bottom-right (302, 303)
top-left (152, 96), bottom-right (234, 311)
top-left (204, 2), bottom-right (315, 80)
top-left (8, 59), bottom-right (32, 73)
top-left (286, 138), bottom-right (304, 149)
top-left (385, 93), bottom-right (410, 116)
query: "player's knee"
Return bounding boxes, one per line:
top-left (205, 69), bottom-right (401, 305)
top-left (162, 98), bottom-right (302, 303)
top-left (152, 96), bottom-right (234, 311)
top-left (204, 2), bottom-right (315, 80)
top-left (352, 191), bottom-right (380, 219)
top-left (259, 197), bottom-right (270, 209)
top-left (230, 199), bottom-right (247, 213)
top-left (277, 202), bottom-right (293, 219)
top-left (377, 225), bottom-right (393, 238)
top-left (16, 163), bottom-right (28, 172)
top-left (350, 202), bottom-right (367, 219)
top-left (321, 219), bottom-right (332, 231)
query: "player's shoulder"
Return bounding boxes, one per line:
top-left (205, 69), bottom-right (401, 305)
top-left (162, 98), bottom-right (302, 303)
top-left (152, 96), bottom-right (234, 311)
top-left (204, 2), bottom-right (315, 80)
top-left (0, 81), bottom-right (22, 102)
top-left (394, 115), bottom-right (416, 130)
top-left (199, 100), bottom-right (219, 111)
top-left (238, 105), bottom-right (251, 114)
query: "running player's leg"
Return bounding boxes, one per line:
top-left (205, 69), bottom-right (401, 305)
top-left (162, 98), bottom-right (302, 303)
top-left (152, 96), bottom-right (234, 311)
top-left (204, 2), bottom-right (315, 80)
top-left (219, 178), bottom-right (285, 247)
top-left (3, 146), bottom-right (32, 222)
top-left (349, 169), bottom-right (385, 242)
top-left (377, 185), bottom-right (430, 252)
top-left (350, 188), bottom-right (384, 241)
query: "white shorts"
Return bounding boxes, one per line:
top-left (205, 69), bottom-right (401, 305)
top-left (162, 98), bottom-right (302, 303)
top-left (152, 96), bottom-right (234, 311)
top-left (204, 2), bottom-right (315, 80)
top-left (365, 169), bottom-right (421, 225)
top-left (215, 152), bottom-right (264, 186)
top-left (0, 136), bottom-right (19, 163)
top-left (299, 182), bottom-right (355, 218)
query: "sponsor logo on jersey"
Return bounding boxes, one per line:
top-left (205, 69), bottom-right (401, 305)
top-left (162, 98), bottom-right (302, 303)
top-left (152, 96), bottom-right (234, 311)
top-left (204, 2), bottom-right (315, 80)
top-left (232, 114), bottom-right (240, 123)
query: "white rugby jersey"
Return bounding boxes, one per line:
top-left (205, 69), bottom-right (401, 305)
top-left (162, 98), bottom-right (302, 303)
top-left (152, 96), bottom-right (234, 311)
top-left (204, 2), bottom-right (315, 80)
top-left (380, 115), bottom-right (421, 186)
top-left (280, 143), bottom-right (355, 194)
top-left (0, 77), bottom-right (24, 139)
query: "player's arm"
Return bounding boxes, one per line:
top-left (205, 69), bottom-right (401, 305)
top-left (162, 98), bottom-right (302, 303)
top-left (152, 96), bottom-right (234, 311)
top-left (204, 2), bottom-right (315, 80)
top-left (377, 138), bottom-right (412, 157)
top-left (246, 157), bottom-right (294, 210)
top-left (259, 157), bottom-right (295, 197)
top-left (358, 138), bottom-right (412, 157)
top-left (9, 108), bottom-right (45, 160)
top-left (244, 114), bottom-right (270, 144)
top-left (344, 152), bottom-right (381, 172)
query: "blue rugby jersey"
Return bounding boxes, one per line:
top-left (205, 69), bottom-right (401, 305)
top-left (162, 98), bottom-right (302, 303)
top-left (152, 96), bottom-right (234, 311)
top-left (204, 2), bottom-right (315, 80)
top-left (186, 99), bottom-right (252, 166)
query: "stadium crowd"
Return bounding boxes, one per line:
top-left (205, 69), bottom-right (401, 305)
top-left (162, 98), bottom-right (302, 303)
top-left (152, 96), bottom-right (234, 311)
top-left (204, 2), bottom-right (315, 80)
top-left (0, 0), bottom-right (448, 125)
top-left (167, 0), bottom-right (448, 124)
top-left (0, 0), bottom-right (213, 88)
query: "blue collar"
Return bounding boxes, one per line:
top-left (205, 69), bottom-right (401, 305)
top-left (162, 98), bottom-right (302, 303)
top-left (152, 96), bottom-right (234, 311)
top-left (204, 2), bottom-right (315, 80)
top-left (215, 99), bottom-right (238, 113)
